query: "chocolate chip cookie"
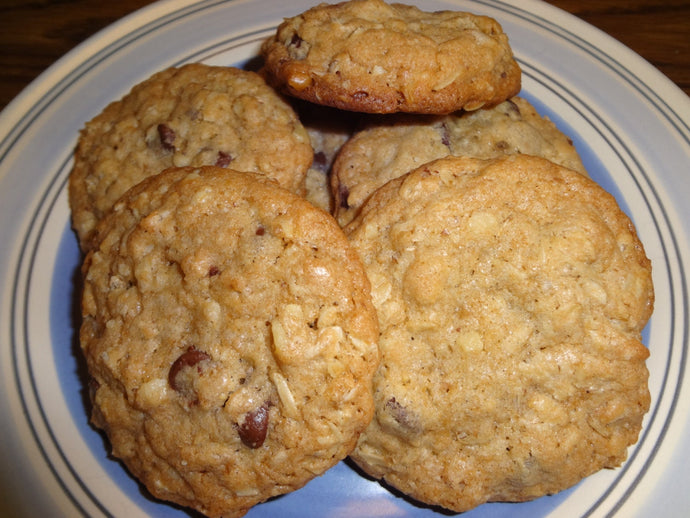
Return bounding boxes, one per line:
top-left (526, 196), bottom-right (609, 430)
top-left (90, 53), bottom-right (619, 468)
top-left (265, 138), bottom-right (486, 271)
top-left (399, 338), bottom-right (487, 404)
top-left (332, 96), bottom-right (587, 226)
top-left (69, 63), bottom-right (312, 250)
top-left (261, 0), bottom-right (521, 114)
top-left (80, 166), bottom-right (379, 518)
top-left (346, 154), bottom-right (653, 512)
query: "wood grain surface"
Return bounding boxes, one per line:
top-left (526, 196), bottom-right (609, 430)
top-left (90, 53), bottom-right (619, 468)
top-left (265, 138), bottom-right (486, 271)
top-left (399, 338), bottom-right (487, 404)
top-left (1, 0), bottom-right (688, 111)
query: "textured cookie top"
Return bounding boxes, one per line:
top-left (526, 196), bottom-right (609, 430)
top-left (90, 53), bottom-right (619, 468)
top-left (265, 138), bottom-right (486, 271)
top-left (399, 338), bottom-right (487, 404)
top-left (80, 167), bottom-right (379, 518)
top-left (346, 155), bottom-right (653, 512)
top-left (332, 97), bottom-right (587, 226)
top-left (69, 64), bottom-right (312, 251)
top-left (261, 0), bottom-right (521, 114)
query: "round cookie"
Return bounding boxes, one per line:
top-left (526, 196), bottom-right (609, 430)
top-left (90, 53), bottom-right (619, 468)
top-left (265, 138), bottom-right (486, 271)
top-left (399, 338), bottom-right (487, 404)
top-left (346, 155), bottom-right (653, 513)
top-left (69, 63), bottom-right (313, 251)
top-left (80, 166), bottom-right (379, 518)
top-left (261, 0), bottom-right (521, 114)
top-left (332, 96), bottom-right (587, 226)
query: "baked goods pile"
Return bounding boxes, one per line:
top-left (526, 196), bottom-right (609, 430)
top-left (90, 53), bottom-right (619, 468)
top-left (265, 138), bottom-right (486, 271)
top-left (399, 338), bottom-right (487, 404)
top-left (68, 1), bottom-right (654, 517)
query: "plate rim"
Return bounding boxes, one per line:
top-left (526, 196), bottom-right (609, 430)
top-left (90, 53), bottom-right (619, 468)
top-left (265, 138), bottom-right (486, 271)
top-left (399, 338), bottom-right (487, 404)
top-left (1, 1), bottom-right (689, 517)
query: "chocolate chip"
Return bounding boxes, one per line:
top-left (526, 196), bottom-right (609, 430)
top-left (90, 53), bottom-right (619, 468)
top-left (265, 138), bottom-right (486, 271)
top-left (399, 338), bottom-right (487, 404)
top-left (385, 397), bottom-right (421, 433)
top-left (238, 402), bottom-right (270, 448)
top-left (440, 122), bottom-right (451, 148)
top-left (313, 151), bottom-right (328, 172)
top-left (215, 151), bottom-right (233, 168)
top-left (256, 226), bottom-right (265, 236)
top-left (290, 33), bottom-right (303, 48)
top-left (208, 266), bottom-right (220, 277)
top-left (506, 99), bottom-right (521, 116)
top-left (157, 123), bottom-right (176, 152)
top-left (168, 346), bottom-right (211, 392)
top-left (338, 184), bottom-right (350, 209)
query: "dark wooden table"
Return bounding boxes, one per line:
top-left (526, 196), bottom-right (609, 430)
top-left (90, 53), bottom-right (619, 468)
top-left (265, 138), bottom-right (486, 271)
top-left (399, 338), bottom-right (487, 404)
top-left (1, 0), bottom-right (689, 112)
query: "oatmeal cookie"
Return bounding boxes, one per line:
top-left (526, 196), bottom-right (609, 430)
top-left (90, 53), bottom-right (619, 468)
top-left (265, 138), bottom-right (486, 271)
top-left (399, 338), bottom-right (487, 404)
top-left (69, 63), bottom-right (312, 251)
top-left (261, 0), bottom-right (521, 114)
top-left (346, 155), bottom-right (653, 512)
top-left (80, 166), bottom-right (379, 518)
top-left (332, 96), bottom-right (587, 226)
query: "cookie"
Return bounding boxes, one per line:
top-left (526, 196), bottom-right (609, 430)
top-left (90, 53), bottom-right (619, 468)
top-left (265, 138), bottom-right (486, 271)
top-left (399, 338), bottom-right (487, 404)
top-left (296, 101), bottom-right (361, 212)
top-left (332, 96), bottom-right (587, 226)
top-left (80, 166), bottom-right (379, 518)
top-left (261, 0), bottom-right (521, 114)
top-left (69, 63), bottom-right (313, 251)
top-left (346, 155), bottom-right (653, 512)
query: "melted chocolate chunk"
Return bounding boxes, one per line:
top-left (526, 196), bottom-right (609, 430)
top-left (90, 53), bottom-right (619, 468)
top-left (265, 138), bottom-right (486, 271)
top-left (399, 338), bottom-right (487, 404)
top-left (238, 402), bottom-right (271, 448)
top-left (215, 151), bottom-right (233, 168)
top-left (157, 123), bottom-right (176, 152)
top-left (168, 346), bottom-right (211, 392)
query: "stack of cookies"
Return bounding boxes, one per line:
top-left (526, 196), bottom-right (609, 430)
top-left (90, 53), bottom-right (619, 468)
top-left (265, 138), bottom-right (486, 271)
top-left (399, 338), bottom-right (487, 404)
top-left (69, 1), bottom-right (654, 517)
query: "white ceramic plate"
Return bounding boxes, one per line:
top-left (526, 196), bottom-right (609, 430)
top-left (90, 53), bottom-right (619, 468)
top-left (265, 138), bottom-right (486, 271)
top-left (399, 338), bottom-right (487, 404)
top-left (1, 0), bottom-right (688, 516)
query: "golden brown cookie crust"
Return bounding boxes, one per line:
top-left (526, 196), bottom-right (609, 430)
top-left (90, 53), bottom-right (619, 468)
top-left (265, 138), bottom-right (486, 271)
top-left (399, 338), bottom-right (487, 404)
top-left (346, 155), bottom-right (653, 513)
top-left (80, 166), bottom-right (379, 518)
top-left (332, 97), bottom-right (587, 226)
top-left (261, 0), bottom-right (521, 114)
top-left (69, 64), bottom-right (313, 251)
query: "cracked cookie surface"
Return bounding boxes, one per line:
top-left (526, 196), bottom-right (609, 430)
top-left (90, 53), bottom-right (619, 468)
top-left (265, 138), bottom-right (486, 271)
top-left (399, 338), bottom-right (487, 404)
top-left (69, 63), bottom-right (312, 251)
top-left (346, 155), bottom-right (653, 513)
top-left (80, 166), bottom-right (379, 518)
top-left (261, 0), bottom-right (521, 114)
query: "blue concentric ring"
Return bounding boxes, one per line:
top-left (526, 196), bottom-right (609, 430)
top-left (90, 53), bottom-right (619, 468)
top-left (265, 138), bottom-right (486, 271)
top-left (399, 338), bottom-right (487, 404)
top-left (4, 1), bottom-right (688, 517)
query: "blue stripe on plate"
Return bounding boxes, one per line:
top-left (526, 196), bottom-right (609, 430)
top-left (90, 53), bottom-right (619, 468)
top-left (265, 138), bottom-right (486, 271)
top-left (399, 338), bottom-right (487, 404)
top-left (6, 1), bottom-right (688, 516)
